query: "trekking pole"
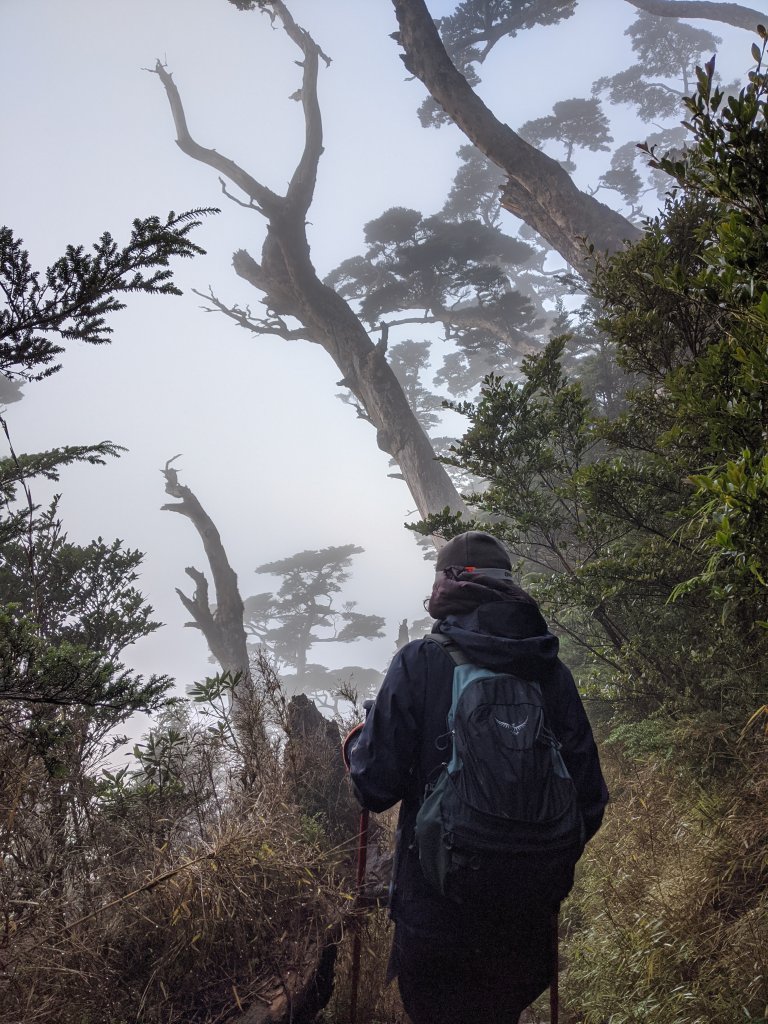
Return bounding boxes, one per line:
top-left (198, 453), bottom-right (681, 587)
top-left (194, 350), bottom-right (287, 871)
top-left (349, 806), bottom-right (370, 1024)
top-left (550, 911), bottom-right (559, 1024)
top-left (341, 702), bottom-right (373, 1024)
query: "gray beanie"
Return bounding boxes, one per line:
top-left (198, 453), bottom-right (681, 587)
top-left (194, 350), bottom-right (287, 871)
top-left (436, 531), bottom-right (511, 573)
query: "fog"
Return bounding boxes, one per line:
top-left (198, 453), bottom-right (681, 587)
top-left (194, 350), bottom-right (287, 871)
top-left (1, 1), bottom-right (749, 698)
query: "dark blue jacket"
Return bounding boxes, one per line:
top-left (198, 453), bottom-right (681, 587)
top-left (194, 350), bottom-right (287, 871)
top-left (349, 593), bottom-right (609, 943)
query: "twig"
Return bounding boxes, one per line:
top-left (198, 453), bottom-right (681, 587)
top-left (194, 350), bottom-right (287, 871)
top-left (63, 843), bottom-right (227, 932)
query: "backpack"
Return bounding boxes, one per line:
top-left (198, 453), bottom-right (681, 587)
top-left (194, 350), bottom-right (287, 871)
top-left (414, 634), bottom-right (585, 913)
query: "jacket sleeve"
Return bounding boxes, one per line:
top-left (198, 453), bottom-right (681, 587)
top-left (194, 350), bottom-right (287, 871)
top-left (348, 644), bottom-right (424, 813)
top-left (549, 664), bottom-right (609, 843)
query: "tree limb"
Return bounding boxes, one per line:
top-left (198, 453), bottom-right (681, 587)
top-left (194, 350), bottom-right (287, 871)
top-left (218, 177), bottom-right (262, 213)
top-left (152, 61), bottom-right (280, 216)
top-left (193, 287), bottom-right (313, 341)
top-left (391, 0), bottom-right (641, 270)
top-left (272, 0), bottom-right (331, 217)
top-left (161, 460), bottom-right (250, 681)
top-left (379, 315), bottom-right (439, 330)
top-left (154, 9), bottom-right (467, 521)
top-left (625, 0), bottom-right (766, 30)
top-left (175, 567), bottom-right (216, 632)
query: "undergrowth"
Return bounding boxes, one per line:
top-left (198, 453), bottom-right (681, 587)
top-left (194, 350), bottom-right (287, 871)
top-left (562, 731), bottom-right (768, 1024)
top-left (4, 655), bottom-right (766, 1024)
top-left (1, 661), bottom-right (357, 1024)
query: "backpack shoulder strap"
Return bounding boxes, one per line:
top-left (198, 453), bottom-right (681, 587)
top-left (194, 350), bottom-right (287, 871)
top-left (424, 632), bottom-right (471, 666)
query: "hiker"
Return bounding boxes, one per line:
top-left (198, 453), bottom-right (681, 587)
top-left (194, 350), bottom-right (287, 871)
top-left (347, 531), bottom-right (609, 1024)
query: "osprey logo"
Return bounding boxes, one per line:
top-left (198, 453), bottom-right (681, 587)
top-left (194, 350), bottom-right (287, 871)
top-left (495, 716), bottom-right (529, 735)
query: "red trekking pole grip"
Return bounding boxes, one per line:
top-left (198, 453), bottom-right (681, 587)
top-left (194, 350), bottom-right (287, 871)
top-left (342, 721), bottom-right (365, 771)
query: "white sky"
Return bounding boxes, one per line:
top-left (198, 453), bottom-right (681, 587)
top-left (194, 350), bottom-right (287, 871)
top-left (0, 0), bottom-right (752, 697)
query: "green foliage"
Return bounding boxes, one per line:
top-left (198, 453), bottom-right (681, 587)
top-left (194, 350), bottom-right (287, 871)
top-left (188, 670), bottom-right (244, 749)
top-left (410, 45), bottom-right (768, 1021)
top-left (0, 204), bottom-right (208, 1022)
top-left (418, 42), bottom-right (768, 727)
top-left (0, 500), bottom-right (162, 655)
top-left (0, 440), bottom-right (125, 498)
top-left (0, 604), bottom-right (167, 717)
top-left (415, 337), bottom-right (603, 590)
top-left (626, 46), bottom-right (768, 595)
top-left (0, 210), bottom-right (215, 381)
top-left (0, 200), bottom-right (209, 727)
top-left (448, 339), bottom-right (594, 555)
top-left (0, 436), bottom-right (126, 549)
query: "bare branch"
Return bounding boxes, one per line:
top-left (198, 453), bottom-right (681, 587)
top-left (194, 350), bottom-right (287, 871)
top-left (218, 177), bottom-right (264, 214)
top-left (270, 1), bottom-right (330, 216)
top-left (626, 0), bottom-right (766, 30)
top-left (174, 567), bottom-right (217, 634)
top-left (151, 61), bottom-right (282, 215)
top-left (161, 460), bottom-right (250, 681)
top-left (192, 287), bottom-right (313, 341)
top-left (377, 315), bottom-right (440, 330)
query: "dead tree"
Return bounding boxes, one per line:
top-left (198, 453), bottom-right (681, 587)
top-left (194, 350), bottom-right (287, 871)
top-left (152, 2), bottom-right (466, 524)
top-left (161, 458), bottom-right (251, 683)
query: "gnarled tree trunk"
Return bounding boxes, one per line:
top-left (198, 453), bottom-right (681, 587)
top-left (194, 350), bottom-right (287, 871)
top-left (626, 0), bottom-right (766, 29)
top-left (153, 1), bottom-right (465, 523)
top-left (391, 0), bottom-right (642, 271)
top-left (161, 459), bottom-right (250, 683)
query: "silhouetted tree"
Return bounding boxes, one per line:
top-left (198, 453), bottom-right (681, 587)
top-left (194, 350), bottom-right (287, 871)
top-left (520, 98), bottom-right (613, 173)
top-left (153, 4), bottom-right (466, 522)
top-left (161, 459), bottom-right (251, 685)
top-left (153, 0), bottom-right (761, 533)
top-left (245, 544), bottom-right (385, 680)
top-left (0, 208), bottom-right (207, 922)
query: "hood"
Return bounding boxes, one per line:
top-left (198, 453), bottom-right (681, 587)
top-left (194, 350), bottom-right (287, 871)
top-left (430, 569), bottom-right (560, 678)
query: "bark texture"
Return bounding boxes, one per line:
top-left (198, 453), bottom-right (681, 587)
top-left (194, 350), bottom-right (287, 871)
top-left (392, 0), bottom-right (642, 270)
top-left (161, 460), bottom-right (250, 681)
top-left (626, 0), bottom-right (766, 29)
top-left (284, 694), bottom-right (359, 840)
top-left (153, 2), bottom-right (465, 522)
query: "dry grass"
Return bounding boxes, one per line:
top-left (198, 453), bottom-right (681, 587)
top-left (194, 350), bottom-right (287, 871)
top-left (2, 787), bottom-right (348, 1024)
top-left (5, 651), bottom-right (765, 1024)
top-left (0, 660), bottom-right (361, 1024)
top-left (561, 733), bottom-right (768, 1024)
top-left (322, 906), bottom-right (408, 1024)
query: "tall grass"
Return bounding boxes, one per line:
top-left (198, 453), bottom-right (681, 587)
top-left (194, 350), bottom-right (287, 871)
top-left (562, 733), bottom-right (768, 1024)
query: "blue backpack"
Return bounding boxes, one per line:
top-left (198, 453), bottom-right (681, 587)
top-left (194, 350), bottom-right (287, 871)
top-left (414, 634), bottom-right (585, 912)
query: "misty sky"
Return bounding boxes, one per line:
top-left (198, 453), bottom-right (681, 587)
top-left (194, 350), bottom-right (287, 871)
top-left (1, 1), bottom-right (751, 697)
